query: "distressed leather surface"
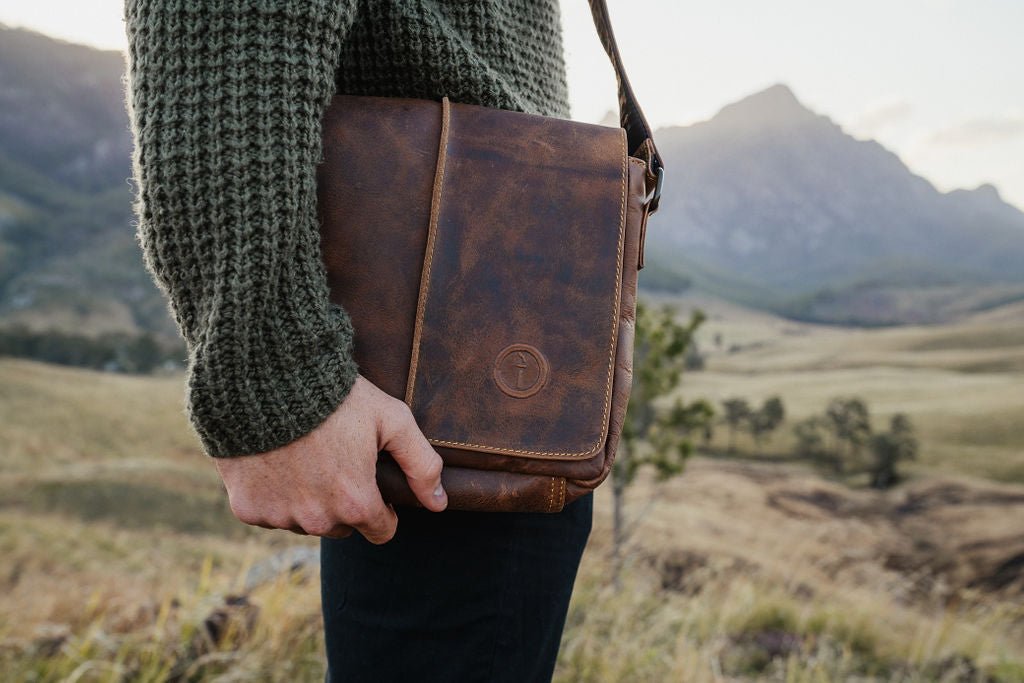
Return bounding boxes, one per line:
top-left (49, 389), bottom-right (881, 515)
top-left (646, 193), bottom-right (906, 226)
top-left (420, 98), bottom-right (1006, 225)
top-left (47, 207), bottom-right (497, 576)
top-left (375, 452), bottom-right (568, 514)
top-left (407, 100), bottom-right (626, 459)
top-left (318, 94), bottom-right (649, 512)
top-left (317, 96), bottom-right (437, 400)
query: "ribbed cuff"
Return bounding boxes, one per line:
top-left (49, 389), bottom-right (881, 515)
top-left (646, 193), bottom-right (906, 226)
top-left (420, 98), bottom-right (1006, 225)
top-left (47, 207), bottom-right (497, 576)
top-left (186, 303), bottom-right (360, 457)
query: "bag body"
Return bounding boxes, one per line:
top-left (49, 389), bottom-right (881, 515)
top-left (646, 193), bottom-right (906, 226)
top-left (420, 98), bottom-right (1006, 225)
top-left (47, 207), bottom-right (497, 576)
top-left (316, 1), bottom-right (663, 512)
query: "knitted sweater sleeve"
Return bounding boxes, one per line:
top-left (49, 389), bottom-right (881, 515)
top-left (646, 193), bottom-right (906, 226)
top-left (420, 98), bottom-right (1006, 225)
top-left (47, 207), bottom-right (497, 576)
top-left (122, 0), bottom-right (360, 457)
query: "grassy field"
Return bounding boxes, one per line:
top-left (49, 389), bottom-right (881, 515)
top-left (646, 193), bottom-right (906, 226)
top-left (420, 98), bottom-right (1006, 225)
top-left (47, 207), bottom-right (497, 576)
top-left (1, 295), bottom-right (1022, 681)
top-left (670, 292), bottom-right (1024, 484)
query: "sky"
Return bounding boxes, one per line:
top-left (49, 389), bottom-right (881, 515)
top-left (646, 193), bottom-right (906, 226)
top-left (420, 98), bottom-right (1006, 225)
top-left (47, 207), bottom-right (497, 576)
top-left (1, 0), bottom-right (1022, 209)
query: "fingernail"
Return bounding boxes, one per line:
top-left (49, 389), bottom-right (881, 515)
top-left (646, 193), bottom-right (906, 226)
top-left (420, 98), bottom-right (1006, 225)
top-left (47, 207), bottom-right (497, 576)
top-left (434, 483), bottom-right (446, 499)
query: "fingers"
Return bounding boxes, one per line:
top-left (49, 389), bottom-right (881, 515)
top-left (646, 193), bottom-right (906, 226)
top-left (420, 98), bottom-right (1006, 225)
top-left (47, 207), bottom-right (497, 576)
top-left (229, 496), bottom-right (362, 541)
top-left (216, 375), bottom-right (437, 546)
top-left (345, 496), bottom-right (398, 544)
top-left (288, 524), bottom-right (352, 540)
top-left (378, 400), bottom-right (448, 512)
top-left (323, 524), bottom-right (354, 539)
top-left (292, 493), bottom-right (396, 543)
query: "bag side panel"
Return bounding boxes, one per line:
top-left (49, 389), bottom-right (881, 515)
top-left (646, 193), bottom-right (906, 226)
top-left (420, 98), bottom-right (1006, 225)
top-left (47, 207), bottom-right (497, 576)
top-left (565, 157), bottom-right (646, 502)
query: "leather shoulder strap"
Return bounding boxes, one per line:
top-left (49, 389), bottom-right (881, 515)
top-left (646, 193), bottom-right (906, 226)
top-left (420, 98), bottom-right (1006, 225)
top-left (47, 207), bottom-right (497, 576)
top-left (587, 0), bottom-right (664, 178)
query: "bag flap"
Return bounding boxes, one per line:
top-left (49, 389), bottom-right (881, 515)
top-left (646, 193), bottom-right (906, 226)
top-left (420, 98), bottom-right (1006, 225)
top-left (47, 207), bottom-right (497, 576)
top-left (404, 97), bottom-right (628, 461)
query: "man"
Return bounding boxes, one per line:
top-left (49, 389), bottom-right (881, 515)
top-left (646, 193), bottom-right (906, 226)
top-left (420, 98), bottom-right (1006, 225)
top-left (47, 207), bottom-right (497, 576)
top-left (122, 1), bottom-right (592, 680)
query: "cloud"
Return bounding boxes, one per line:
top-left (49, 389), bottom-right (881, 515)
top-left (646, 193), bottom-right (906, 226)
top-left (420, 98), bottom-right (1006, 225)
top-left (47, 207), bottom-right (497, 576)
top-left (926, 116), bottom-right (1024, 147)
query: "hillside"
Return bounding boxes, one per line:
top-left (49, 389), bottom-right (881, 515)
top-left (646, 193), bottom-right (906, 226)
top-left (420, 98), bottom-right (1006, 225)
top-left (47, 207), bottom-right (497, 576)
top-left (646, 84), bottom-right (1024, 324)
top-left (1, 354), bottom-right (1022, 680)
top-left (0, 24), bottom-right (130, 192)
top-left (0, 25), bottom-right (176, 340)
top-left (2, 26), bottom-right (1024, 340)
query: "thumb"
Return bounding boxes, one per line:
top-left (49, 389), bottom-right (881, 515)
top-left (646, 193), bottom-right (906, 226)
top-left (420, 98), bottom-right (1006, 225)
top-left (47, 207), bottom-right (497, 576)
top-left (378, 401), bottom-right (447, 511)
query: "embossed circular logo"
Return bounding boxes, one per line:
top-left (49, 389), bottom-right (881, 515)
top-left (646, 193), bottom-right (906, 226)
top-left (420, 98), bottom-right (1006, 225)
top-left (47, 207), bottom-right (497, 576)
top-left (493, 343), bottom-right (548, 399)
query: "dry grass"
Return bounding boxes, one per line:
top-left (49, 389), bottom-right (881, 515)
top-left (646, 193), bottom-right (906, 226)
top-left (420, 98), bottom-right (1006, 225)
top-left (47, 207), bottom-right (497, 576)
top-left (2, 464), bottom-right (1021, 681)
top-left (1, 294), bottom-right (1023, 681)
top-left (0, 358), bottom-right (197, 472)
top-left (557, 467), bottom-right (1024, 682)
top-left (0, 513), bottom-right (324, 681)
top-left (668, 295), bottom-right (1024, 484)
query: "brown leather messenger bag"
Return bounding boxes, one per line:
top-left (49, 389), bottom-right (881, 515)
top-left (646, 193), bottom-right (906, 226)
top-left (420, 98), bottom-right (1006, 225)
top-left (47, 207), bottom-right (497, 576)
top-left (316, 0), bottom-right (665, 512)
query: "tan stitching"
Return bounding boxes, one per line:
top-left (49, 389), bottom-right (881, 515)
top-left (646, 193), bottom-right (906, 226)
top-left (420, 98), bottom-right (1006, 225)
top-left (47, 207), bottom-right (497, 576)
top-left (548, 478), bottom-right (565, 512)
top-left (422, 129), bottom-right (629, 459)
top-left (426, 438), bottom-right (592, 457)
top-left (405, 96), bottom-right (451, 406)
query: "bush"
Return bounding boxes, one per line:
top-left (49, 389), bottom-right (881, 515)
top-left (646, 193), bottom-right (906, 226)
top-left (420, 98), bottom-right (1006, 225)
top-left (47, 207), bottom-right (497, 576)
top-left (0, 325), bottom-right (184, 373)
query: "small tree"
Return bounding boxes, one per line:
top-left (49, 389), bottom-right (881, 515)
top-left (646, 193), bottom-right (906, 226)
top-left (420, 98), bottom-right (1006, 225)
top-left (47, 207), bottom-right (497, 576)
top-left (748, 396), bottom-right (786, 454)
top-left (684, 338), bottom-right (705, 370)
top-left (613, 300), bottom-right (711, 581)
top-left (793, 415), bottom-right (830, 462)
top-left (825, 397), bottom-right (872, 474)
top-left (722, 398), bottom-right (751, 453)
top-left (869, 414), bottom-right (918, 489)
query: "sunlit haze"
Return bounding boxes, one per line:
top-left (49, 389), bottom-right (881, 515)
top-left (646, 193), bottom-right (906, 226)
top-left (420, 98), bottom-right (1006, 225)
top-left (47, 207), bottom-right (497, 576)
top-left (1, 0), bottom-right (1022, 208)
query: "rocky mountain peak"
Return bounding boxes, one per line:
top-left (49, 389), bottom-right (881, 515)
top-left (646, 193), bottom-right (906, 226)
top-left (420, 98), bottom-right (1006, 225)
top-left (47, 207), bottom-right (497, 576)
top-left (711, 83), bottom-right (824, 131)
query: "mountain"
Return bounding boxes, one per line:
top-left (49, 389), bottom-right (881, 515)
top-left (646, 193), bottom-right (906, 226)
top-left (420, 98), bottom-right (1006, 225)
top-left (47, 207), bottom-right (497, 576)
top-left (0, 24), bottom-right (132, 192)
top-left (646, 84), bottom-right (1024, 324)
top-left (2, 27), bottom-right (1023, 333)
top-left (0, 25), bottom-right (178, 341)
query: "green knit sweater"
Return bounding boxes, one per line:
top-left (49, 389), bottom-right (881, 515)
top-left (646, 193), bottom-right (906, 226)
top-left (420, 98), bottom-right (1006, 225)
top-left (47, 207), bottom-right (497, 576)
top-left (122, 0), bottom-right (571, 458)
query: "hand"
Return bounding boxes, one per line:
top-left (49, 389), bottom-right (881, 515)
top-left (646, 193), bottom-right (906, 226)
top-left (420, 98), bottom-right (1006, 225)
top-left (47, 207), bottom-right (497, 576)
top-left (214, 374), bottom-right (447, 543)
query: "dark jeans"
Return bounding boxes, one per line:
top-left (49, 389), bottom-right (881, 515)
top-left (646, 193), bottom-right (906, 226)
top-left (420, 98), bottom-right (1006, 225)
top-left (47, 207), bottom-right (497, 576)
top-left (320, 492), bottom-right (593, 683)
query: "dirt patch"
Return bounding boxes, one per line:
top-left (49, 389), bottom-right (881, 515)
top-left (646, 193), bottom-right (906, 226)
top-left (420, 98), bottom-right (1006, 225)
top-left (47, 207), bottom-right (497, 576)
top-left (663, 457), bottom-right (1024, 606)
top-left (766, 487), bottom-right (874, 519)
top-left (647, 548), bottom-right (761, 596)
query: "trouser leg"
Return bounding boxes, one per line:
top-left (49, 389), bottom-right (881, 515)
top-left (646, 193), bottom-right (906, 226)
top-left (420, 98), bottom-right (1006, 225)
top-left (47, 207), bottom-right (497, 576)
top-left (321, 492), bottom-right (593, 683)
